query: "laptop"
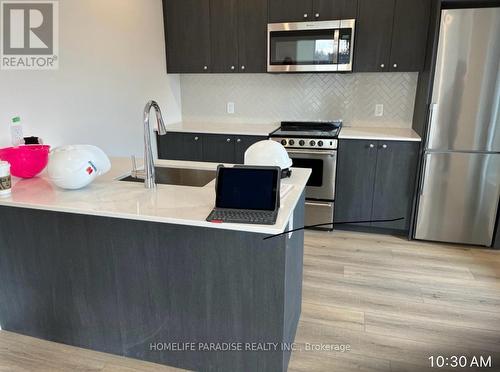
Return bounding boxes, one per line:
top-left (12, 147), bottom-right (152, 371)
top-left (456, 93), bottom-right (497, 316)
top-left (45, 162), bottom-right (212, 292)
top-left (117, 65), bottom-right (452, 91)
top-left (206, 165), bottom-right (281, 225)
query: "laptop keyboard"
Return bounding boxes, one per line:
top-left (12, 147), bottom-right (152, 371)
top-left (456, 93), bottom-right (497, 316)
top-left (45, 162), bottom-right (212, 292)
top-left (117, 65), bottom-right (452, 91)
top-left (207, 209), bottom-right (278, 225)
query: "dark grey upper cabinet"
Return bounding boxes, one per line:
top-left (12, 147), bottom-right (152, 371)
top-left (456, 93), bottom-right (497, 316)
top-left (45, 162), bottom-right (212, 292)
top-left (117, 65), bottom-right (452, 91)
top-left (268, 0), bottom-right (312, 22)
top-left (203, 135), bottom-right (236, 163)
top-left (335, 140), bottom-right (378, 225)
top-left (164, 0), bottom-right (266, 74)
top-left (210, 0), bottom-right (239, 73)
top-left (238, 0), bottom-right (268, 72)
top-left (389, 0), bottom-right (431, 72)
top-left (371, 141), bottom-right (420, 230)
top-left (269, 0), bottom-right (358, 22)
top-left (354, 0), bottom-right (431, 72)
top-left (354, 0), bottom-right (395, 72)
top-left (313, 0), bottom-right (358, 20)
top-left (163, 0), bottom-right (211, 73)
top-left (164, 0), bottom-right (429, 73)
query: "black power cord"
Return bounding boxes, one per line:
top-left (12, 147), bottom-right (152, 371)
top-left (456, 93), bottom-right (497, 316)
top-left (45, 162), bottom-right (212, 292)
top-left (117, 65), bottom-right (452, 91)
top-left (263, 217), bottom-right (405, 240)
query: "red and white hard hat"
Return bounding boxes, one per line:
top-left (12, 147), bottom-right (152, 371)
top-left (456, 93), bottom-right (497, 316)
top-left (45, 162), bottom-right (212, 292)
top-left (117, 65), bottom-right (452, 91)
top-left (48, 145), bottom-right (111, 190)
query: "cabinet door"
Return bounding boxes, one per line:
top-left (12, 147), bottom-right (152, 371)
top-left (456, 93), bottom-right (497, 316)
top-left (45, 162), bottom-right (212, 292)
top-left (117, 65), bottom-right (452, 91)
top-left (354, 0), bottom-right (395, 72)
top-left (203, 135), bottom-right (236, 163)
top-left (334, 140), bottom-right (378, 225)
top-left (313, 0), bottom-right (358, 20)
top-left (234, 136), bottom-right (267, 164)
top-left (389, 0), bottom-right (431, 72)
top-left (163, 0), bottom-right (211, 73)
top-left (371, 141), bottom-right (419, 231)
top-left (157, 133), bottom-right (203, 161)
top-left (157, 133), bottom-right (183, 160)
top-left (238, 0), bottom-right (268, 73)
top-left (268, 0), bottom-right (313, 23)
top-left (210, 0), bottom-right (239, 73)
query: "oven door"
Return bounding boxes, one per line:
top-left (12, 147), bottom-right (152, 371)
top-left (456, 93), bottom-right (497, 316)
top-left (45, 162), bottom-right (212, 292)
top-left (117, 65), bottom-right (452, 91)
top-left (268, 20), bottom-right (355, 72)
top-left (287, 148), bottom-right (337, 200)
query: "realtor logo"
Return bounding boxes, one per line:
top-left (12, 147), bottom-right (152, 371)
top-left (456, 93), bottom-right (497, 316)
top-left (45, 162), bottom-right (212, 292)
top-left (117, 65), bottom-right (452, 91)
top-left (1, 0), bottom-right (58, 70)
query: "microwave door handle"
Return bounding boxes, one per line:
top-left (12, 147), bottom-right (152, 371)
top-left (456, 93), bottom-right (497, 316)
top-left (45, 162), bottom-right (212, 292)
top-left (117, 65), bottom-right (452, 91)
top-left (333, 29), bottom-right (340, 64)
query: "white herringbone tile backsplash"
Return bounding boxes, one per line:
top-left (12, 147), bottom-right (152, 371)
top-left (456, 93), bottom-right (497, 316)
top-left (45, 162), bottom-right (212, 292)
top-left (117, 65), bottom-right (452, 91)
top-left (180, 73), bottom-right (418, 128)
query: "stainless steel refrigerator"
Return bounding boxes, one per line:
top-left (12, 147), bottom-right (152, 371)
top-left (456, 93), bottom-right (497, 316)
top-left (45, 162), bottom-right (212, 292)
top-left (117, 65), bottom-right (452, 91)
top-left (415, 7), bottom-right (500, 247)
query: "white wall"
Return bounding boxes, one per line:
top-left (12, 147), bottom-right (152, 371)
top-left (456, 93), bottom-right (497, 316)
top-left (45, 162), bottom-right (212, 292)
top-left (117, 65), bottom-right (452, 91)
top-left (0, 0), bottom-right (181, 157)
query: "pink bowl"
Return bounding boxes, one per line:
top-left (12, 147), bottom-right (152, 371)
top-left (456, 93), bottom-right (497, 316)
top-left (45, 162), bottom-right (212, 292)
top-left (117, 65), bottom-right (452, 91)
top-left (0, 145), bottom-right (50, 178)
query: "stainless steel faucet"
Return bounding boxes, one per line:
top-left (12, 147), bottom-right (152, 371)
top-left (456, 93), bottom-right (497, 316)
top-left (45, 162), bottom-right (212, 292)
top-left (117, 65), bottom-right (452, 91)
top-left (131, 100), bottom-right (167, 189)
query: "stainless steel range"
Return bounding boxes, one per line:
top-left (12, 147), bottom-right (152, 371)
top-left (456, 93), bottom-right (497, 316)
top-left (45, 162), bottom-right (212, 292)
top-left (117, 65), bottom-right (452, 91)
top-left (271, 121), bottom-right (342, 230)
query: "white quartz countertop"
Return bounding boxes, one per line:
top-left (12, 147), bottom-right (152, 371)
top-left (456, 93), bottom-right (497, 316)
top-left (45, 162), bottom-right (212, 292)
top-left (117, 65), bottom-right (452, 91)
top-left (0, 158), bottom-right (310, 235)
top-left (166, 122), bottom-right (421, 142)
top-left (165, 122), bottom-right (279, 137)
top-left (339, 127), bottom-right (422, 142)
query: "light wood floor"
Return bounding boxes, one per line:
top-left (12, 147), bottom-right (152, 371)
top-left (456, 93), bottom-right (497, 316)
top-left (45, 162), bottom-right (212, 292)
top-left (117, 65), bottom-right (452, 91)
top-left (1, 230), bottom-right (499, 372)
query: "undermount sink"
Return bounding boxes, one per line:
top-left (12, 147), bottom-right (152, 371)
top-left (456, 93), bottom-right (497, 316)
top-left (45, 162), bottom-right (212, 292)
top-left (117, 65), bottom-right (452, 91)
top-left (119, 167), bottom-right (216, 187)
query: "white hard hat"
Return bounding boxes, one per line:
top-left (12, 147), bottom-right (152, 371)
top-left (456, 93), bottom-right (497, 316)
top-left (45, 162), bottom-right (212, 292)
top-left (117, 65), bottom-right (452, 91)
top-left (48, 145), bottom-right (111, 190)
top-left (244, 140), bottom-right (293, 178)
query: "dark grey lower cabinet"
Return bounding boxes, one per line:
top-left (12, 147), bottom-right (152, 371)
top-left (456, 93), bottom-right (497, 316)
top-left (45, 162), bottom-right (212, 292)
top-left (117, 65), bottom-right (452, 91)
top-left (335, 139), bottom-right (420, 234)
top-left (158, 132), bottom-right (267, 164)
top-left (335, 140), bottom-right (378, 227)
top-left (0, 196), bottom-right (305, 371)
top-left (235, 135), bottom-right (267, 163)
top-left (371, 141), bottom-right (420, 231)
top-left (157, 133), bottom-right (203, 161)
top-left (203, 134), bottom-right (236, 163)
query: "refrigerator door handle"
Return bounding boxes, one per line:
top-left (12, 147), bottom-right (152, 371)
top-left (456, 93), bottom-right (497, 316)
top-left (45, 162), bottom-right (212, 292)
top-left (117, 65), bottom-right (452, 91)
top-left (419, 154), bottom-right (429, 196)
top-left (425, 103), bottom-right (438, 149)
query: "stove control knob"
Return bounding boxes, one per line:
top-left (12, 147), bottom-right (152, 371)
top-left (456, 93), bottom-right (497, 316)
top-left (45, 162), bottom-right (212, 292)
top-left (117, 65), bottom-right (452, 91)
top-left (281, 139), bottom-right (288, 146)
top-left (310, 140), bottom-right (316, 147)
top-left (299, 140), bottom-right (305, 146)
top-left (289, 139), bottom-right (295, 146)
top-left (318, 141), bottom-right (324, 147)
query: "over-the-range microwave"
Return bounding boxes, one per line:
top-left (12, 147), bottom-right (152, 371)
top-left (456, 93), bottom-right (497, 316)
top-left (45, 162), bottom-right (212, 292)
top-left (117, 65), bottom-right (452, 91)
top-left (267, 19), bottom-right (355, 73)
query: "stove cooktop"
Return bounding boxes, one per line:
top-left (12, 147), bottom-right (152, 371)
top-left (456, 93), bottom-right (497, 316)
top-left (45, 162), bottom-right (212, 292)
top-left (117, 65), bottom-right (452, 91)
top-left (271, 121), bottom-right (342, 139)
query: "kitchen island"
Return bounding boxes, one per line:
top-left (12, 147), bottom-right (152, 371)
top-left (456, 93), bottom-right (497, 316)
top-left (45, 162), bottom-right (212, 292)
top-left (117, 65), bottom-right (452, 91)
top-left (0, 158), bottom-right (310, 372)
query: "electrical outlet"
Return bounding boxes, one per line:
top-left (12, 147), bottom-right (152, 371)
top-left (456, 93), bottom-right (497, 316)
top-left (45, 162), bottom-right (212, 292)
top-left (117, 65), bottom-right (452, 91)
top-left (227, 102), bottom-right (235, 114)
top-left (375, 104), bottom-right (384, 117)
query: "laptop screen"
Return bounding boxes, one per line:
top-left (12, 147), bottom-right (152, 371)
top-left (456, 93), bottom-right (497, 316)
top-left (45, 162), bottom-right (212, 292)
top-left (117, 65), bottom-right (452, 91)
top-left (216, 167), bottom-right (279, 211)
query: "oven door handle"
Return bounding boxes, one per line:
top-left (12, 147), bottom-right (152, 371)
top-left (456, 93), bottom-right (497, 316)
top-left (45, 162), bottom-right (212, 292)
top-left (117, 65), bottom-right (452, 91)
top-left (286, 149), bottom-right (336, 156)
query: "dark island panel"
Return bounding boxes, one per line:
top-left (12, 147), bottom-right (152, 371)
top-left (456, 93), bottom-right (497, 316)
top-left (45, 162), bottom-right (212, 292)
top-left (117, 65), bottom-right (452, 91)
top-left (0, 194), bottom-right (305, 372)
